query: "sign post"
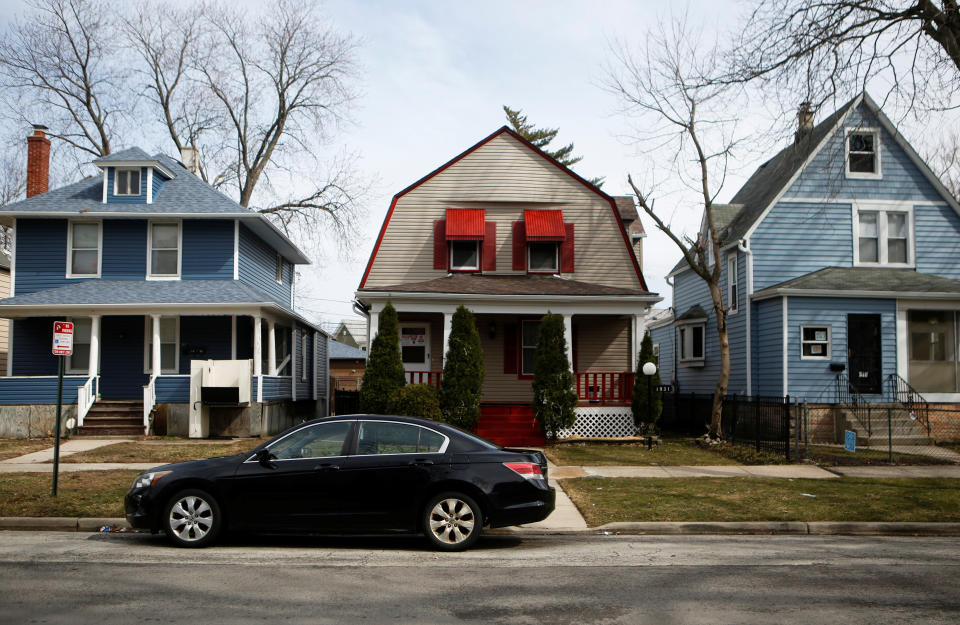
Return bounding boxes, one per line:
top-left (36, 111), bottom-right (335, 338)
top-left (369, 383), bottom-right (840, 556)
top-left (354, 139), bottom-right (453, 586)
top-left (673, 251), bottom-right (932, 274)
top-left (51, 321), bottom-right (74, 497)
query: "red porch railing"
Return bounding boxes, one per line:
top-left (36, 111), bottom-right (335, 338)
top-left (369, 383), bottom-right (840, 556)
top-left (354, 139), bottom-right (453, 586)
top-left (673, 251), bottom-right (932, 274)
top-left (405, 371), bottom-right (442, 388)
top-left (575, 372), bottom-right (635, 405)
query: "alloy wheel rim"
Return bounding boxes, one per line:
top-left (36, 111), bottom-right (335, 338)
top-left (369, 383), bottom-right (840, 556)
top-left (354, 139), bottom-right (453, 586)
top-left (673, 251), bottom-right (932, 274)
top-left (429, 498), bottom-right (475, 544)
top-left (169, 495), bottom-right (213, 542)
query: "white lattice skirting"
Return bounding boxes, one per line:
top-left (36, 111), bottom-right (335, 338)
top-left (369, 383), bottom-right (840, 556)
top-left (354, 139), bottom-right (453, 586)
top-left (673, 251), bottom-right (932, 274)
top-left (557, 407), bottom-right (636, 439)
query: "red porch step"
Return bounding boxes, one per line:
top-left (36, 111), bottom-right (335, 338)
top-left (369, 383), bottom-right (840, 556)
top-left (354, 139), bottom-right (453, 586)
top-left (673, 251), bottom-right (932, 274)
top-left (477, 405), bottom-right (545, 447)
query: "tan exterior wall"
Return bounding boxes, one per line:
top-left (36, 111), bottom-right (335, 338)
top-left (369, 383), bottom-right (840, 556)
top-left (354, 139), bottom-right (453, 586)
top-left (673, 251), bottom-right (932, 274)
top-left (364, 133), bottom-right (642, 290)
top-left (575, 315), bottom-right (631, 372)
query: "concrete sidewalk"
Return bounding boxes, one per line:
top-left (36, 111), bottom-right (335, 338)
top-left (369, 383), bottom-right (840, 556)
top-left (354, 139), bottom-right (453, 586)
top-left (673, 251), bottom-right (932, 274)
top-left (1, 438), bottom-right (130, 465)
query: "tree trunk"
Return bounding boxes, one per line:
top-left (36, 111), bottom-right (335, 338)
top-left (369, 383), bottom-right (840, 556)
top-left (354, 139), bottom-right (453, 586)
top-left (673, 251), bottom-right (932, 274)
top-left (707, 279), bottom-right (730, 438)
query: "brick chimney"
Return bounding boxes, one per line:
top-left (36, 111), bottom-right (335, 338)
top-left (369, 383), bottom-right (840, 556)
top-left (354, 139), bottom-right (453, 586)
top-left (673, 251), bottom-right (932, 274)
top-left (26, 125), bottom-right (51, 198)
top-left (795, 102), bottom-right (814, 144)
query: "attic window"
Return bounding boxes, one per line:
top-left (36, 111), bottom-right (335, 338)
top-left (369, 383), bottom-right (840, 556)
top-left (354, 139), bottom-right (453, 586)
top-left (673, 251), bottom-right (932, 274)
top-left (115, 168), bottom-right (141, 195)
top-left (846, 129), bottom-right (881, 178)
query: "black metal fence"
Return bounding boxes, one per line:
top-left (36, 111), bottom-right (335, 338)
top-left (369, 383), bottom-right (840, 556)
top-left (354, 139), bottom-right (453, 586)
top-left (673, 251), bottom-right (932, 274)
top-left (660, 392), bottom-right (793, 460)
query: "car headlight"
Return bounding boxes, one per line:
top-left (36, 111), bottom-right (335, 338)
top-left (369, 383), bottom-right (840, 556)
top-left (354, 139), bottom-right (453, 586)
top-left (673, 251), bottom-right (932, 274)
top-left (132, 471), bottom-right (172, 490)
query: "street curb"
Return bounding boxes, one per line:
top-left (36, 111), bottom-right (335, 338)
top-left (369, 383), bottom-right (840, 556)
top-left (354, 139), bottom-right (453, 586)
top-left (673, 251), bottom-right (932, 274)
top-left (0, 517), bottom-right (130, 532)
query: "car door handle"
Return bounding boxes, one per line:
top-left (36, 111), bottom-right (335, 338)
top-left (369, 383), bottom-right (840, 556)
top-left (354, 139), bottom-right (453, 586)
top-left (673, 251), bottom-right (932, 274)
top-left (314, 463), bottom-right (340, 472)
top-left (408, 459), bottom-right (434, 466)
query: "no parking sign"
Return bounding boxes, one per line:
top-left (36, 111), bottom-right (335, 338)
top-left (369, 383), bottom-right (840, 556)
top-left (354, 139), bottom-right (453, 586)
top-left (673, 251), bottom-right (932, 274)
top-left (52, 321), bottom-right (74, 356)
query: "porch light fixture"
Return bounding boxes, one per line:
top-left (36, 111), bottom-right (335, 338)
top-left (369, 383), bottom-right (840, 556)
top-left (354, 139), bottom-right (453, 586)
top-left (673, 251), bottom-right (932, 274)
top-left (488, 320), bottom-right (496, 339)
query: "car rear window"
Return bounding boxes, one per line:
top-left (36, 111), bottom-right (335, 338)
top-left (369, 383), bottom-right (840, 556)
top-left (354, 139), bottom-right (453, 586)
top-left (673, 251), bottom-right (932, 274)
top-left (356, 421), bottom-right (449, 455)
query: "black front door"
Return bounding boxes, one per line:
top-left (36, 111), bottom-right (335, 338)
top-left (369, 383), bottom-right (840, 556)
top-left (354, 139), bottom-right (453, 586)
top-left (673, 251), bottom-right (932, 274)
top-left (848, 314), bottom-right (882, 394)
top-left (99, 316), bottom-right (147, 399)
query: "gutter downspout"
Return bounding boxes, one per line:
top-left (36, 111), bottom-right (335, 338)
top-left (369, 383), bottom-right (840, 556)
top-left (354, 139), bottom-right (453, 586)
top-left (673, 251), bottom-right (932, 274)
top-left (737, 238), bottom-right (753, 395)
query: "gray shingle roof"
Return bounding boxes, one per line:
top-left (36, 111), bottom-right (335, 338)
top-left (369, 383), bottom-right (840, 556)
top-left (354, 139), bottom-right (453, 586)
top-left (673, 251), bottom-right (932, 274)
top-left (329, 340), bottom-right (366, 360)
top-left (677, 304), bottom-right (707, 321)
top-left (92, 147), bottom-right (154, 164)
top-left (668, 203), bottom-right (745, 275)
top-left (0, 280), bottom-right (277, 306)
top-left (360, 273), bottom-right (656, 297)
top-left (754, 267), bottom-right (960, 298)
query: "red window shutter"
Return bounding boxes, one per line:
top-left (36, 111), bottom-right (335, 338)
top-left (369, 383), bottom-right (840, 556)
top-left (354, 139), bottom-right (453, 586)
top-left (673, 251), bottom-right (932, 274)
top-left (482, 221), bottom-right (497, 271)
top-left (560, 223), bottom-right (575, 273)
top-left (433, 219), bottom-right (447, 270)
top-left (503, 324), bottom-right (518, 374)
top-left (511, 221), bottom-right (526, 271)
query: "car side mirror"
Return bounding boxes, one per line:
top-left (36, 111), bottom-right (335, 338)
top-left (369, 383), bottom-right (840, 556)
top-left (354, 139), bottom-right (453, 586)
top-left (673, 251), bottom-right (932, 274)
top-left (255, 448), bottom-right (275, 467)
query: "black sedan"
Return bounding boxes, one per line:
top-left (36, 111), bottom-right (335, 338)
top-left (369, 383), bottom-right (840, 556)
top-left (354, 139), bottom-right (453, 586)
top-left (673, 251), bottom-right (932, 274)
top-left (125, 414), bottom-right (555, 550)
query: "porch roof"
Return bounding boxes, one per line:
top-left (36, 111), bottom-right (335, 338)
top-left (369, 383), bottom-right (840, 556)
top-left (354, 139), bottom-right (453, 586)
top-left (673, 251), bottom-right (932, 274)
top-left (753, 267), bottom-right (960, 300)
top-left (358, 273), bottom-right (657, 298)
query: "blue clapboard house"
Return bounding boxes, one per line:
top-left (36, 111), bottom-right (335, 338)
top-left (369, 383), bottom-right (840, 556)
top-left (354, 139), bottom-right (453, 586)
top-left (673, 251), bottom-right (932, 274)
top-left (650, 93), bottom-right (960, 442)
top-left (0, 127), bottom-right (329, 438)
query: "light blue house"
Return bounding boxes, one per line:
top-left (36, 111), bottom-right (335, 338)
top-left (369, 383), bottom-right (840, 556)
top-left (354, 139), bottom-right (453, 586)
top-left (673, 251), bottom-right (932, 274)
top-left (650, 93), bottom-right (960, 439)
top-left (0, 127), bottom-right (329, 438)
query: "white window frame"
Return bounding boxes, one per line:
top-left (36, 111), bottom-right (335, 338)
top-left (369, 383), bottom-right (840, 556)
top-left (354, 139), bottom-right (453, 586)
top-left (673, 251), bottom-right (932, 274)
top-left (800, 325), bottom-right (831, 360)
top-left (114, 167), bottom-right (142, 196)
top-left (727, 253), bottom-right (738, 314)
top-left (65, 316), bottom-right (92, 374)
top-left (300, 333), bottom-right (308, 382)
top-left (66, 220), bottom-right (102, 278)
top-left (147, 220), bottom-right (182, 280)
top-left (276, 253), bottom-right (283, 284)
top-left (142, 316), bottom-right (180, 374)
top-left (845, 127), bottom-right (882, 179)
top-left (678, 321), bottom-right (705, 365)
top-left (852, 202), bottom-right (914, 268)
top-left (449, 240), bottom-right (480, 271)
top-left (527, 242), bottom-right (559, 274)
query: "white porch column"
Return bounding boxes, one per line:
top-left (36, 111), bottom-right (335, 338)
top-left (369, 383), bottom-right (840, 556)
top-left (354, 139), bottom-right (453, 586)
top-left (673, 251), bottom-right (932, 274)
top-left (230, 315), bottom-right (237, 360)
top-left (563, 314), bottom-right (573, 372)
top-left (632, 312), bottom-right (647, 371)
top-left (442, 312), bottom-right (453, 364)
top-left (253, 315), bottom-right (262, 376)
top-left (267, 319), bottom-right (277, 375)
top-left (150, 314), bottom-right (161, 376)
top-left (88, 315), bottom-right (101, 376)
top-left (368, 310), bottom-right (379, 346)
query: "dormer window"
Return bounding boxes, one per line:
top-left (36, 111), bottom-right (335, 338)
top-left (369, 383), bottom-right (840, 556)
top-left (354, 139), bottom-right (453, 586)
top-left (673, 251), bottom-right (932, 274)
top-left (449, 240), bottom-right (480, 271)
top-left (115, 168), bottom-right (141, 195)
top-left (846, 129), bottom-right (881, 178)
top-left (527, 242), bottom-right (559, 273)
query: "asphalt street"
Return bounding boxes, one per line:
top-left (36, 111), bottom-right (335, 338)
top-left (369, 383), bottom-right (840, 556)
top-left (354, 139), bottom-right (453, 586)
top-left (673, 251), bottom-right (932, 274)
top-left (1, 531), bottom-right (959, 624)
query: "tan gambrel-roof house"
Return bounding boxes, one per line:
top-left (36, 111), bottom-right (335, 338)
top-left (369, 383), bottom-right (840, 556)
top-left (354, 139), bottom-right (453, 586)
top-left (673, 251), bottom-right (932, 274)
top-left (356, 126), bottom-right (660, 445)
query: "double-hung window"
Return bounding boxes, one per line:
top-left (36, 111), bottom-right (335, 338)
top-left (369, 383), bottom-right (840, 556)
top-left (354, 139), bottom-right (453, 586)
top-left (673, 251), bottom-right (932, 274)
top-left (148, 221), bottom-right (181, 278)
top-left (727, 254), bottom-right (738, 314)
top-left (67, 221), bottom-right (101, 277)
top-left (846, 129), bottom-right (881, 178)
top-left (854, 204), bottom-right (912, 266)
top-left (678, 323), bottom-right (705, 364)
top-left (115, 168), bottom-right (141, 195)
top-left (800, 326), bottom-right (831, 360)
top-left (521, 320), bottom-right (540, 375)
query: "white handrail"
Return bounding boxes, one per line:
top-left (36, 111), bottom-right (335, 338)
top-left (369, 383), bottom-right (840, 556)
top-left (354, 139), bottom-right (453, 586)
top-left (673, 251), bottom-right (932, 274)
top-left (77, 375), bottom-right (98, 427)
top-left (143, 375), bottom-right (157, 434)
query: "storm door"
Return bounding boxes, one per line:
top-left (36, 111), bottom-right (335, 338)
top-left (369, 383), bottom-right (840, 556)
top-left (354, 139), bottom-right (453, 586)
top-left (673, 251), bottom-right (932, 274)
top-left (847, 314), bottom-right (882, 394)
top-left (399, 323), bottom-right (431, 373)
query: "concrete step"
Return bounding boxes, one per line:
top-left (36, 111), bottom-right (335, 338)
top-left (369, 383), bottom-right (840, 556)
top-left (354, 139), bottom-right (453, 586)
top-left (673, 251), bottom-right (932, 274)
top-left (76, 425), bottom-right (144, 436)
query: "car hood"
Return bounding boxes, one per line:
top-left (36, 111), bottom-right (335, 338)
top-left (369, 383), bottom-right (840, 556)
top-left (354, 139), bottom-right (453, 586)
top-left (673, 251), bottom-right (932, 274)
top-left (147, 452), bottom-right (248, 474)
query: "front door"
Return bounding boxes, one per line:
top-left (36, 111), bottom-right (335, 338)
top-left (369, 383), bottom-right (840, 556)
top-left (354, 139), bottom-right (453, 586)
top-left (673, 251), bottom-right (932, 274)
top-left (99, 316), bottom-right (147, 399)
top-left (399, 323), bottom-right (431, 373)
top-left (848, 314), bottom-right (882, 394)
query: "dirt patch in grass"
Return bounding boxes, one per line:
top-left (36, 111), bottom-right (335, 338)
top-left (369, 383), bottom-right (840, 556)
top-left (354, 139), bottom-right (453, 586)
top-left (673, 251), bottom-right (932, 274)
top-left (0, 470), bottom-right (138, 517)
top-left (61, 440), bottom-right (259, 464)
top-left (562, 476), bottom-right (960, 526)
top-left (0, 438), bottom-right (55, 461)
top-left (806, 445), bottom-right (956, 466)
top-left (544, 439), bottom-right (741, 466)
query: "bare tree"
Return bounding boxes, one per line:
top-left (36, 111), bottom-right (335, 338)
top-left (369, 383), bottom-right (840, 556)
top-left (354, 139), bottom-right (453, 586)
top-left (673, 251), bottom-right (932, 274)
top-left (729, 0), bottom-right (960, 115)
top-left (926, 131), bottom-right (960, 199)
top-left (0, 146), bottom-right (25, 250)
top-left (607, 19), bottom-right (750, 438)
top-left (0, 0), bottom-right (127, 157)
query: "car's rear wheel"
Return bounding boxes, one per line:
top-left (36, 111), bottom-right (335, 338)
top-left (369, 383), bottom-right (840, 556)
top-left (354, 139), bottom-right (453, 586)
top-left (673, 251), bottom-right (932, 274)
top-left (163, 489), bottom-right (222, 548)
top-left (423, 492), bottom-right (482, 551)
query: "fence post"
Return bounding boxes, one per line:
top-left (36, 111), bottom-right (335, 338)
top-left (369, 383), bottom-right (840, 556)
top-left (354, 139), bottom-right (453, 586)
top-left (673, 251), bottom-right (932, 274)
top-left (754, 395), bottom-right (761, 452)
top-left (803, 402), bottom-right (809, 461)
top-left (794, 402), bottom-right (800, 461)
top-left (784, 395), bottom-right (791, 461)
top-left (888, 407), bottom-right (893, 464)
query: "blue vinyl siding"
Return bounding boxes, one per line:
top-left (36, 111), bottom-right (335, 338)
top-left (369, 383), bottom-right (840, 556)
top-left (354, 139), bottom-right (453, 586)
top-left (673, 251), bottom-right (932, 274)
top-left (671, 269), bottom-right (721, 394)
top-left (315, 332), bottom-right (328, 399)
top-left (178, 316), bottom-right (233, 374)
top-left (155, 376), bottom-right (190, 403)
top-left (152, 174), bottom-right (168, 198)
top-left (182, 220), bottom-right (234, 280)
top-left (12, 318), bottom-right (59, 375)
top-left (261, 375), bottom-right (293, 400)
top-left (650, 323), bottom-right (674, 386)
top-left (722, 251), bottom-right (748, 394)
top-left (293, 326), bottom-right (310, 400)
top-left (752, 298), bottom-right (783, 397)
top-left (915, 203), bottom-right (960, 280)
top-left (106, 167), bottom-right (148, 203)
top-left (752, 201), bottom-right (853, 291)
top-left (786, 297), bottom-right (896, 401)
top-left (238, 224), bottom-right (292, 308)
top-left (102, 220), bottom-right (147, 279)
top-left (0, 377), bottom-right (86, 404)
top-left (784, 104), bottom-right (943, 202)
top-left (15, 219), bottom-right (71, 294)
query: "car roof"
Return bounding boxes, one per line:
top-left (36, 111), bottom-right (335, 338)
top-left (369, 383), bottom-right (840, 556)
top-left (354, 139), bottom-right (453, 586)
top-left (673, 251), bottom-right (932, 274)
top-left (299, 414), bottom-right (455, 430)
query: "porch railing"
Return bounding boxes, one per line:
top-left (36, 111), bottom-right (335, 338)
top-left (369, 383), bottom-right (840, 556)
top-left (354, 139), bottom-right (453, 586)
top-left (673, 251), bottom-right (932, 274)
top-left (143, 375), bottom-right (157, 434)
top-left (77, 376), bottom-right (99, 427)
top-left (835, 373), bottom-right (871, 436)
top-left (405, 371), bottom-right (442, 388)
top-left (886, 373), bottom-right (932, 435)
top-left (576, 372), bottom-right (635, 405)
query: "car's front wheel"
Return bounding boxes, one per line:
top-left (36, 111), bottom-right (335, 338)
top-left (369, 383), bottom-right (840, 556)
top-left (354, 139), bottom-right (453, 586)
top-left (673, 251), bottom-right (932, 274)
top-left (423, 492), bottom-right (482, 551)
top-left (163, 488), bottom-right (222, 548)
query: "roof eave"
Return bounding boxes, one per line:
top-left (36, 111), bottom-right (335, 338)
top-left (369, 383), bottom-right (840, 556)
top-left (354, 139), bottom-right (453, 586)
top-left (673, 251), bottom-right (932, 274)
top-left (356, 290), bottom-right (662, 303)
top-left (751, 288), bottom-right (960, 301)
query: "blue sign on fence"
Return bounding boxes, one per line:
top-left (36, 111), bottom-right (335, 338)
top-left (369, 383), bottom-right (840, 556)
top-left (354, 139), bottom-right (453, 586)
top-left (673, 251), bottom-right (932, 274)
top-left (844, 430), bottom-right (856, 453)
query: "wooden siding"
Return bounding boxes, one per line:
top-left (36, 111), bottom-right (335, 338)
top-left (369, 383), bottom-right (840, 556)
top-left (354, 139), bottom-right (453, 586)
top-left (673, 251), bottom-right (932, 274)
top-left (575, 316), bottom-right (630, 371)
top-left (364, 133), bottom-right (643, 290)
top-left (752, 201), bottom-right (853, 291)
top-left (155, 376), bottom-right (190, 403)
top-left (179, 316), bottom-right (232, 374)
top-left (915, 203), bottom-right (960, 280)
top-left (752, 298), bottom-right (783, 397)
top-left (0, 376), bottom-right (86, 404)
top-left (238, 224), bottom-right (293, 309)
top-left (786, 297), bottom-right (896, 401)
top-left (182, 219), bottom-right (233, 280)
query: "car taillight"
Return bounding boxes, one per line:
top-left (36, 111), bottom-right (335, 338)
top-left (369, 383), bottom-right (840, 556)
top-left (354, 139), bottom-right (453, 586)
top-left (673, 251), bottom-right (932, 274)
top-left (503, 462), bottom-right (544, 480)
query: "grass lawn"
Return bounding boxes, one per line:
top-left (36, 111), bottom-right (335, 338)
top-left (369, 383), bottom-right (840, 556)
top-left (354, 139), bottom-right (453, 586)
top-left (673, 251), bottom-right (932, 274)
top-left (0, 438), bottom-right (55, 462)
top-left (806, 445), bottom-right (956, 466)
top-left (545, 439), bottom-right (741, 466)
top-left (61, 440), bottom-right (259, 464)
top-left (562, 476), bottom-right (960, 526)
top-left (0, 470), bottom-right (138, 517)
